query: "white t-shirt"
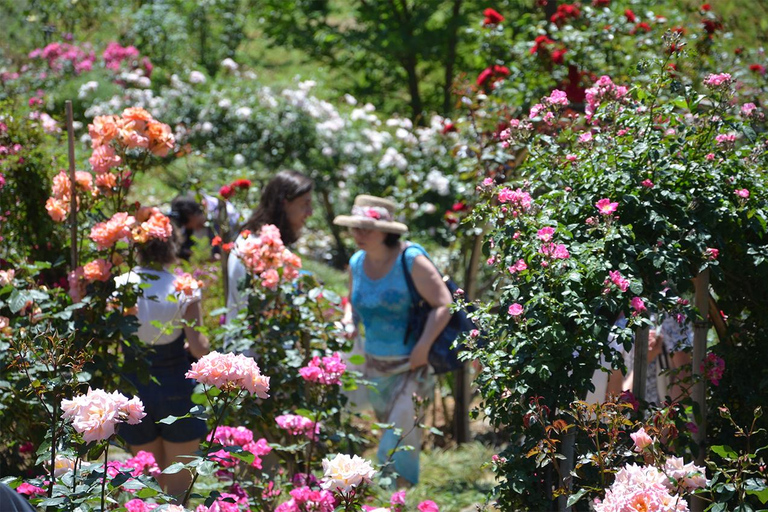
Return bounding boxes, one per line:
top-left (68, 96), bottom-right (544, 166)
top-left (226, 234), bottom-right (249, 323)
top-left (114, 267), bottom-right (201, 345)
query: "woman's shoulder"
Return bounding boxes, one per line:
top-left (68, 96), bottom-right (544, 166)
top-left (349, 249), bottom-right (366, 267)
top-left (403, 242), bottom-right (431, 268)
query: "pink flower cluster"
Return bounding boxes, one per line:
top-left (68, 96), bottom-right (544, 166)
top-left (107, 450), bottom-right (161, 479)
top-left (276, 414), bottom-right (321, 440)
top-left (195, 493), bottom-right (250, 512)
top-left (701, 353), bottom-right (725, 386)
top-left (539, 243), bottom-right (570, 260)
top-left (28, 42), bottom-right (95, 74)
top-left (703, 73), bottom-right (732, 88)
top-left (236, 224), bottom-right (302, 290)
top-left (208, 426), bottom-right (271, 470)
top-left (606, 270), bottom-right (630, 292)
top-left (102, 42), bottom-right (152, 77)
top-left (299, 352), bottom-right (347, 386)
top-left (498, 188), bottom-right (533, 213)
top-left (124, 499), bottom-right (158, 512)
top-left (664, 456), bottom-right (708, 491)
top-left (508, 259), bottom-right (527, 274)
top-left (715, 133), bottom-right (737, 146)
top-left (529, 89), bottom-right (570, 125)
top-left (499, 119), bottom-right (534, 147)
top-left (61, 388), bottom-right (145, 443)
top-left (418, 501), bottom-right (440, 512)
top-left (594, 463), bottom-right (691, 511)
top-left (275, 486), bottom-right (336, 512)
top-left (186, 351), bottom-right (270, 397)
top-left (585, 75), bottom-right (628, 121)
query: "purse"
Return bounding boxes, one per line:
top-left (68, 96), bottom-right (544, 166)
top-left (400, 246), bottom-right (477, 374)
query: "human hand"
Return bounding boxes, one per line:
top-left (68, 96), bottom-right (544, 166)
top-left (648, 329), bottom-right (662, 360)
top-left (337, 318), bottom-right (358, 340)
top-left (409, 341), bottom-right (431, 370)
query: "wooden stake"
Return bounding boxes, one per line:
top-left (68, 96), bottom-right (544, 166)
top-left (632, 326), bottom-right (650, 402)
top-left (691, 269), bottom-right (710, 512)
top-left (65, 101), bottom-right (78, 269)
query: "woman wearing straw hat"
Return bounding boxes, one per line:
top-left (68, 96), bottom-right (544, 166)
top-left (334, 195), bottom-right (453, 486)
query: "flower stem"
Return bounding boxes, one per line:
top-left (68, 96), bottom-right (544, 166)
top-left (101, 442), bottom-right (109, 511)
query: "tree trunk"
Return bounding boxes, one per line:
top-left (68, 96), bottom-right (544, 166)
top-left (402, 54), bottom-right (424, 124)
top-left (442, 0), bottom-right (463, 115)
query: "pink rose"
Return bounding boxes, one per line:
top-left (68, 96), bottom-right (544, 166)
top-left (630, 427), bottom-right (653, 452)
top-left (595, 198), bottom-right (618, 215)
top-left (417, 501), bottom-right (440, 512)
top-left (508, 303), bottom-right (524, 317)
top-left (537, 226), bottom-right (556, 242)
top-left (630, 297), bottom-right (646, 315)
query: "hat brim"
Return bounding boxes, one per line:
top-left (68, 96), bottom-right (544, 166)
top-left (333, 215), bottom-right (408, 234)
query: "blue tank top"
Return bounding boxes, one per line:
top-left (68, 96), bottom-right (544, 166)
top-left (350, 243), bottom-right (430, 357)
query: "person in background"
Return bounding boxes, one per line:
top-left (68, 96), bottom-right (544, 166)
top-left (226, 170), bottom-right (314, 321)
top-left (115, 209), bottom-right (210, 499)
top-left (334, 195), bottom-right (452, 486)
top-left (169, 196), bottom-right (207, 260)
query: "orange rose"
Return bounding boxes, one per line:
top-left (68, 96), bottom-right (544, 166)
top-left (83, 259), bottom-right (113, 282)
top-left (146, 120), bottom-right (175, 157)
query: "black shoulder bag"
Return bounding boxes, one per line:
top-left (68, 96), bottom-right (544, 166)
top-left (401, 246), bottom-right (477, 374)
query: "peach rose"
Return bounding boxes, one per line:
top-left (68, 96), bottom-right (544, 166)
top-left (89, 145), bottom-right (122, 173)
top-left (88, 115), bottom-right (120, 148)
top-left (83, 259), bottom-right (112, 282)
top-left (173, 273), bottom-right (203, 297)
top-left (51, 171), bottom-right (72, 199)
top-left (122, 107), bottom-right (153, 122)
top-left (0, 269), bottom-right (15, 286)
top-left (46, 197), bottom-right (69, 222)
top-left (95, 172), bottom-right (118, 191)
top-left (132, 209), bottom-right (173, 243)
top-left (90, 212), bottom-right (136, 249)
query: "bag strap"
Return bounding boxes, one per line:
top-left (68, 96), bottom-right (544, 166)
top-left (400, 245), bottom-right (421, 305)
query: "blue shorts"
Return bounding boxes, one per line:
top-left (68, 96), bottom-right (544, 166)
top-left (119, 335), bottom-right (207, 446)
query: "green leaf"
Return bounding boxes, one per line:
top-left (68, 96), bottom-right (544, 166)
top-left (567, 488), bottom-right (589, 507)
top-left (746, 488), bottom-right (768, 504)
top-left (163, 462), bottom-right (186, 474)
top-left (157, 414), bottom-right (190, 425)
top-left (197, 460), bottom-right (217, 476)
top-left (349, 354), bottom-right (365, 365)
top-left (711, 445), bottom-right (738, 460)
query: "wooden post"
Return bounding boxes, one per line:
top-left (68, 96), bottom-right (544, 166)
top-left (691, 270), bottom-right (710, 512)
top-left (632, 326), bottom-right (650, 402)
top-left (65, 101), bottom-right (78, 269)
top-left (454, 232), bottom-right (484, 444)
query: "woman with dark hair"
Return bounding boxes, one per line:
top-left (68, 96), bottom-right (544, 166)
top-left (333, 195), bottom-right (452, 486)
top-left (169, 196), bottom-right (206, 260)
top-left (226, 170), bottom-right (314, 320)
top-left (114, 209), bottom-right (210, 499)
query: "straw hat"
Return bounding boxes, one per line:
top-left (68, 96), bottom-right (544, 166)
top-left (333, 195), bottom-right (408, 234)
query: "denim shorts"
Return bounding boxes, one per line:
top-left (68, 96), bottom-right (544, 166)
top-left (119, 335), bottom-right (207, 446)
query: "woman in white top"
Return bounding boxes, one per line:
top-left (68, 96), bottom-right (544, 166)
top-left (226, 170), bottom-right (313, 323)
top-left (115, 217), bottom-right (210, 499)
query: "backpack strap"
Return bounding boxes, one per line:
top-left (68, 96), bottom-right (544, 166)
top-left (400, 245), bottom-right (420, 304)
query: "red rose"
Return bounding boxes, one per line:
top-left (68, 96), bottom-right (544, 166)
top-left (476, 67), bottom-right (494, 86)
top-left (441, 123), bottom-right (457, 134)
top-left (551, 48), bottom-right (567, 64)
top-left (592, 0), bottom-right (610, 6)
top-left (633, 22), bottom-right (651, 33)
top-left (483, 8), bottom-right (504, 25)
top-left (231, 178), bottom-right (252, 189)
top-left (701, 3), bottom-right (711, 11)
top-left (702, 19), bottom-right (721, 34)
top-left (750, 64), bottom-right (766, 74)
top-left (219, 185), bottom-right (234, 199)
top-left (452, 202), bottom-right (468, 212)
top-left (550, 3), bottom-right (580, 26)
top-left (531, 34), bottom-right (555, 55)
top-left (624, 9), bottom-right (636, 23)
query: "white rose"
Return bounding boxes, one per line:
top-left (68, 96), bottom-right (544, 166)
top-left (218, 98), bottom-right (232, 110)
top-left (321, 454), bottom-right (376, 493)
top-left (233, 154), bottom-right (245, 167)
top-left (221, 58), bottom-right (239, 71)
top-left (189, 70), bottom-right (206, 84)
